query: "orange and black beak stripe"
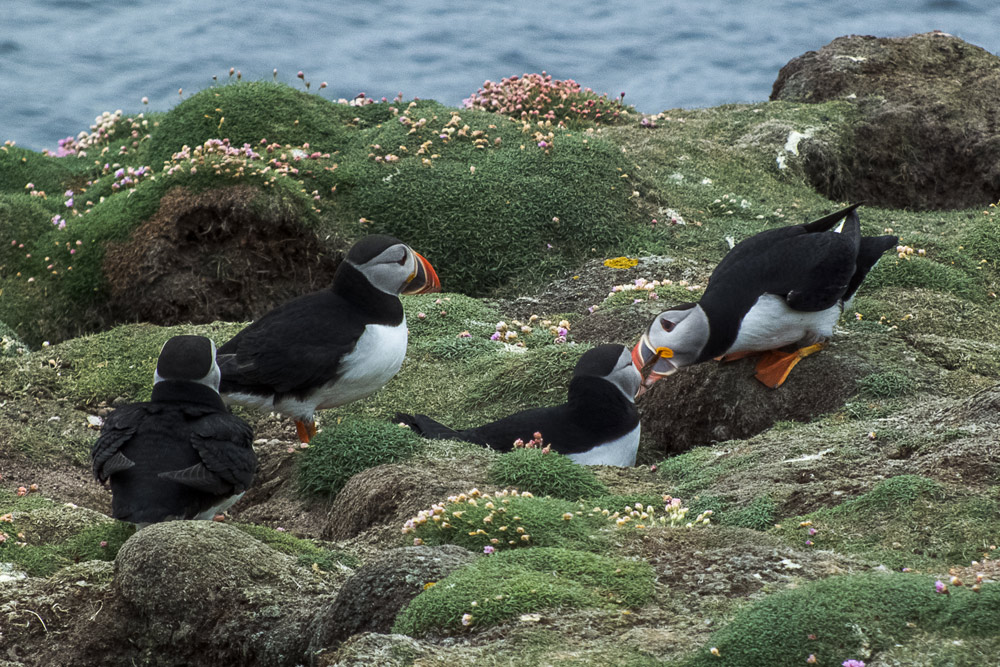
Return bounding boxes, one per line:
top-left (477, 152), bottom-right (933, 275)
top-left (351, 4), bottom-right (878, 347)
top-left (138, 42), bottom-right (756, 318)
top-left (401, 250), bottom-right (441, 295)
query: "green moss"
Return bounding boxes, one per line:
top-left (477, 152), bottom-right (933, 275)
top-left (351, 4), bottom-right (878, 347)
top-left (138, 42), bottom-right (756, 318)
top-left (0, 145), bottom-right (86, 197)
top-left (857, 369), bottom-right (916, 398)
top-left (405, 491), bottom-right (603, 553)
top-left (723, 495), bottom-right (779, 531)
top-left (0, 492), bottom-right (135, 577)
top-left (0, 319), bottom-right (28, 357)
top-left (230, 522), bottom-right (359, 570)
top-left (487, 449), bottom-right (608, 500)
top-left (393, 547), bottom-right (654, 636)
top-left (774, 476), bottom-right (1000, 568)
top-left (865, 256), bottom-right (982, 302)
top-left (145, 81), bottom-right (359, 165)
top-left (682, 573), bottom-right (1000, 667)
top-left (297, 418), bottom-right (424, 498)
top-left (465, 344), bottom-right (585, 416)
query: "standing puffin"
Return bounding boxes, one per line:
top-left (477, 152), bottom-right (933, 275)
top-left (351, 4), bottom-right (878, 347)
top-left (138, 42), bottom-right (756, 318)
top-left (91, 335), bottom-right (257, 527)
top-left (632, 204), bottom-right (897, 392)
top-left (396, 344), bottom-right (642, 466)
top-left (217, 235), bottom-right (440, 443)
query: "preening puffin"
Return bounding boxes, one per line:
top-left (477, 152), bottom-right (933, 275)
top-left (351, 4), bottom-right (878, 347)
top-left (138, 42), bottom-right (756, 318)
top-left (632, 204), bottom-right (897, 392)
top-left (396, 344), bottom-right (642, 467)
top-left (217, 235), bottom-right (441, 443)
top-left (91, 335), bottom-right (257, 527)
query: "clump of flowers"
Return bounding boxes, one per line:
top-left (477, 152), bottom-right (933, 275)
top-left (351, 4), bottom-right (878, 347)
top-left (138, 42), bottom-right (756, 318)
top-left (464, 72), bottom-right (633, 127)
top-left (512, 431), bottom-right (551, 454)
top-left (489, 316), bottom-right (570, 345)
top-left (402, 488), bottom-right (541, 551)
top-left (50, 110), bottom-right (153, 157)
top-left (895, 243), bottom-right (926, 259)
top-left (589, 495), bottom-right (712, 530)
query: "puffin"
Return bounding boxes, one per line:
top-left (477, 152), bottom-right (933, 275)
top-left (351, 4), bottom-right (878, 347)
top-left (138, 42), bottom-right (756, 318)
top-left (396, 344), bottom-right (642, 466)
top-left (91, 335), bottom-right (257, 527)
top-left (217, 235), bottom-right (440, 443)
top-left (632, 204), bottom-right (897, 392)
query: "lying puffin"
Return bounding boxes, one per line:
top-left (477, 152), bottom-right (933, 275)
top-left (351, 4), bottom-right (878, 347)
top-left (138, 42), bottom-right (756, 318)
top-left (217, 235), bottom-right (440, 443)
top-left (91, 335), bottom-right (257, 527)
top-left (396, 344), bottom-right (642, 466)
top-left (632, 203), bottom-right (897, 392)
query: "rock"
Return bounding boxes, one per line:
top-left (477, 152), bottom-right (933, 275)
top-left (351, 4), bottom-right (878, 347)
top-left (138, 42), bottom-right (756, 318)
top-left (771, 32), bottom-right (1000, 209)
top-left (308, 545), bottom-right (476, 652)
top-left (108, 521), bottom-right (335, 666)
top-left (638, 346), bottom-right (867, 457)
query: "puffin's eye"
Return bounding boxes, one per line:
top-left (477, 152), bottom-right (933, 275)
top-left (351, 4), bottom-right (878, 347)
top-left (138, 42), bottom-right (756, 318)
top-left (396, 252), bottom-right (408, 266)
top-left (660, 318), bottom-right (676, 333)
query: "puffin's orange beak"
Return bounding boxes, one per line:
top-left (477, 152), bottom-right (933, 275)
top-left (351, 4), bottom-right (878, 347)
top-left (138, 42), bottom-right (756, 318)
top-left (631, 335), bottom-right (677, 398)
top-left (402, 250), bottom-right (441, 295)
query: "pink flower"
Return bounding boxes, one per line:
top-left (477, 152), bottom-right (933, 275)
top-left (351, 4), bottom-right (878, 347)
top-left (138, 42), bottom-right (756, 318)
top-left (842, 661), bottom-right (866, 667)
top-left (935, 579), bottom-right (948, 594)
top-left (461, 613), bottom-right (472, 626)
top-left (100, 540), bottom-right (108, 548)
top-left (483, 545), bottom-right (494, 554)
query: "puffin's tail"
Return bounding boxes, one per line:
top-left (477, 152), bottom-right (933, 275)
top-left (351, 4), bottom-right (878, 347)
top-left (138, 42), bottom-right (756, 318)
top-left (845, 234), bottom-right (899, 301)
top-left (394, 412), bottom-right (462, 440)
top-left (801, 202), bottom-right (863, 233)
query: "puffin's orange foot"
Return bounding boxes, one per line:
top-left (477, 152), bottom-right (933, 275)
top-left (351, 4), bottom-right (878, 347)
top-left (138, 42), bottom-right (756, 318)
top-left (753, 343), bottom-right (827, 388)
top-left (716, 349), bottom-right (762, 363)
top-left (294, 419), bottom-right (318, 444)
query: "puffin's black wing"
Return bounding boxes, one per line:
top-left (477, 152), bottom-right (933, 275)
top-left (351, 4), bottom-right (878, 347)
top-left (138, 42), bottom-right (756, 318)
top-left (91, 405), bottom-right (147, 483)
top-left (163, 413), bottom-right (257, 494)
top-left (844, 234), bottom-right (898, 301)
top-left (217, 291), bottom-right (367, 396)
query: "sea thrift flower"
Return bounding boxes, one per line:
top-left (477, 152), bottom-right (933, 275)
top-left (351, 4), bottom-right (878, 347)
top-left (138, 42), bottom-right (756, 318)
top-left (935, 579), bottom-right (948, 594)
top-left (461, 613), bottom-right (472, 626)
top-left (842, 661), bottom-right (865, 667)
top-left (483, 545), bottom-right (494, 554)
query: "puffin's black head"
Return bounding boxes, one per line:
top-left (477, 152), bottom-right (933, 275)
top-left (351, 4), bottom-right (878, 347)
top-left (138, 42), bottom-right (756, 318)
top-left (154, 335), bottom-right (220, 391)
top-left (573, 344), bottom-right (642, 401)
top-left (345, 235), bottom-right (441, 296)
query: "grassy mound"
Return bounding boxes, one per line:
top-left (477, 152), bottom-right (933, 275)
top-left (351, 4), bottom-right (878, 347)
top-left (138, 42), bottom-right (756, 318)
top-left (774, 475), bottom-right (1000, 569)
top-left (487, 448), bottom-right (609, 500)
top-left (682, 572), bottom-right (1000, 667)
top-left (297, 418), bottom-right (424, 499)
top-left (393, 546), bottom-right (654, 636)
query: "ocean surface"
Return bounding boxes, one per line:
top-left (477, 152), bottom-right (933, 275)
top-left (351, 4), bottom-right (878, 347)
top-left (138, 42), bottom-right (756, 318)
top-left (3, 0), bottom-right (999, 152)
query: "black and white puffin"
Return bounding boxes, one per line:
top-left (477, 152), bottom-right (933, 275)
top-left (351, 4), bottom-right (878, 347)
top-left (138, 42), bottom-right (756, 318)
top-left (396, 344), bottom-right (642, 466)
top-left (632, 204), bottom-right (897, 392)
top-left (91, 335), bottom-right (257, 527)
top-left (217, 235), bottom-right (441, 443)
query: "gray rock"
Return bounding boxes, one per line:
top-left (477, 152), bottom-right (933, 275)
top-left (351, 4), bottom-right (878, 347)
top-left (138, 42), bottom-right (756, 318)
top-left (309, 545), bottom-right (476, 653)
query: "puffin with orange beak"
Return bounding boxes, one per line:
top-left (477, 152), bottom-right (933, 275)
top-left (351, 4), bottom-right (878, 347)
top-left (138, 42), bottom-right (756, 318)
top-left (217, 235), bottom-right (440, 443)
top-left (633, 204), bottom-right (896, 395)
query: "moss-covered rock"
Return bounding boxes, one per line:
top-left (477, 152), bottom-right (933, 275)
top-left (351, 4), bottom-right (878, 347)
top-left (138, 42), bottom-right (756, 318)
top-left (393, 547), bottom-right (654, 636)
top-left (310, 545), bottom-right (477, 649)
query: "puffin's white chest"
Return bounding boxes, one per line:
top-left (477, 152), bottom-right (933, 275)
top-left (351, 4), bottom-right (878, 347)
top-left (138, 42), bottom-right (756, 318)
top-left (567, 424), bottom-right (640, 467)
top-left (273, 318), bottom-right (408, 417)
top-left (729, 294), bottom-right (840, 354)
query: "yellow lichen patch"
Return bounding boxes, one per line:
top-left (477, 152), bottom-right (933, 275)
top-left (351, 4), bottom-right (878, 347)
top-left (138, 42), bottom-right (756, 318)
top-left (603, 256), bottom-right (639, 269)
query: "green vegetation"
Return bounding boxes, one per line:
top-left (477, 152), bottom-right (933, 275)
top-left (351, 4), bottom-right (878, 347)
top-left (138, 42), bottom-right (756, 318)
top-left (297, 418), bottom-right (424, 498)
top-left (682, 573), bottom-right (1000, 667)
top-left (393, 547), bottom-right (654, 636)
top-left (404, 490), bottom-right (603, 553)
top-left (774, 476), bottom-right (1000, 568)
top-left (488, 448), bottom-right (608, 500)
top-left (857, 369), bottom-right (916, 398)
top-left (230, 522), bottom-right (359, 571)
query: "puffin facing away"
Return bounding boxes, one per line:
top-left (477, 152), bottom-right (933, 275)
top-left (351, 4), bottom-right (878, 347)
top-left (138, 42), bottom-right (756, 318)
top-left (633, 204), bottom-right (897, 392)
top-left (91, 335), bottom-right (257, 527)
top-left (217, 235), bottom-right (441, 443)
top-left (396, 344), bottom-right (642, 467)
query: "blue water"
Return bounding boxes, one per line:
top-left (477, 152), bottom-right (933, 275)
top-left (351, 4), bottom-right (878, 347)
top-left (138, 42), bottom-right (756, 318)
top-left (3, 0), bottom-right (998, 152)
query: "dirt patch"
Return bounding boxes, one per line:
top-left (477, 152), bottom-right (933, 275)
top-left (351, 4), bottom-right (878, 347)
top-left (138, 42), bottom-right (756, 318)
top-left (103, 185), bottom-right (342, 326)
top-left (772, 32), bottom-right (1000, 210)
